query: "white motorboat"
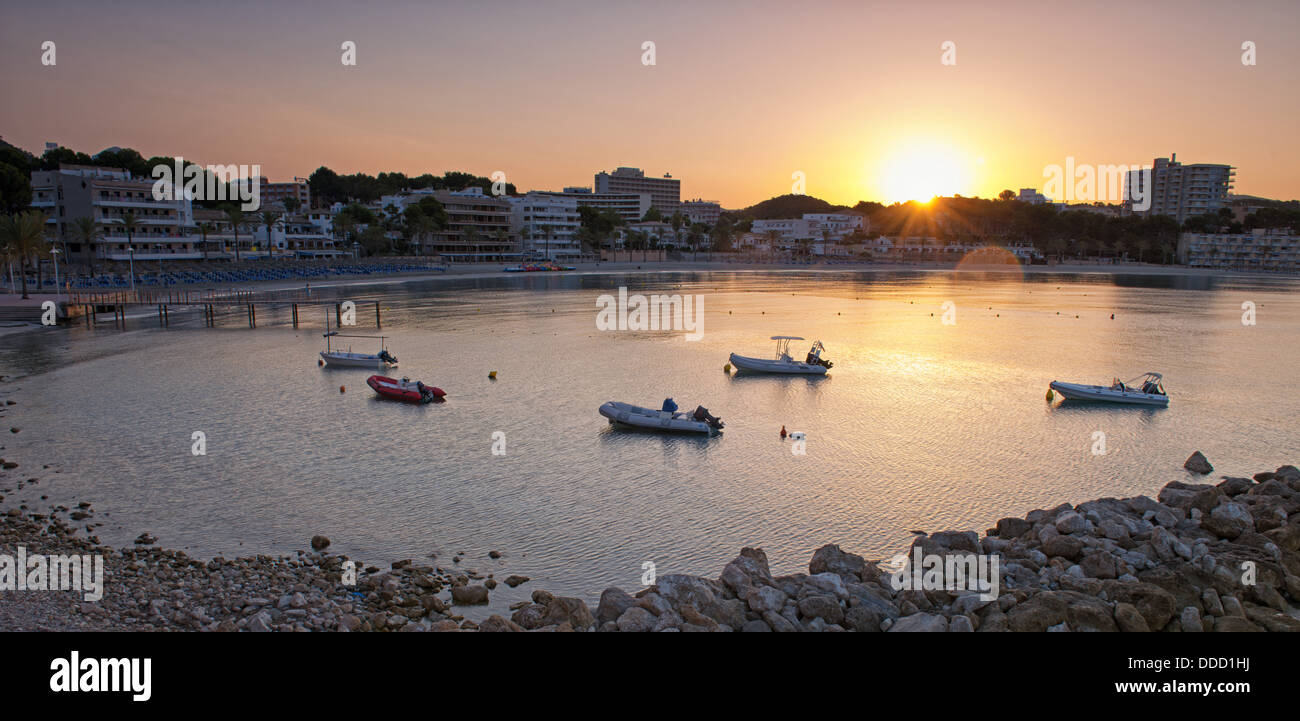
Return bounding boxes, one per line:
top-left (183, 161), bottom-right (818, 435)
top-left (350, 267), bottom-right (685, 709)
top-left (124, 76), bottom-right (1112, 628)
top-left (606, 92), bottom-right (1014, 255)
top-left (599, 401), bottom-right (723, 434)
top-left (320, 331), bottom-right (397, 368)
top-left (729, 336), bottom-right (832, 375)
top-left (1049, 372), bottom-right (1169, 406)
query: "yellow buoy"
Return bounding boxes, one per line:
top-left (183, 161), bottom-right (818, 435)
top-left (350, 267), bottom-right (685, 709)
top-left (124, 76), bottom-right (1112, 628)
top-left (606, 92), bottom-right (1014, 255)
top-left (1045, 388), bottom-right (1054, 402)
top-left (488, 371), bottom-right (497, 379)
top-left (723, 363), bottom-right (732, 373)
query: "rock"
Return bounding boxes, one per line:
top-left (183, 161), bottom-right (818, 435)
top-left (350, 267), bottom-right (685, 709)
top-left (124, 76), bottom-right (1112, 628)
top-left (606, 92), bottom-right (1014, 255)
top-left (1042, 535), bottom-right (1084, 561)
top-left (1201, 501), bottom-right (1252, 539)
top-left (740, 619), bottom-right (772, 632)
top-left (478, 614), bottom-right (525, 632)
top-left (802, 572), bottom-right (848, 600)
top-left (596, 587), bottom-right (637, 624)
top-left (1183, 451), bottom-right (1213, 475)
top-left (1079, 551), bottom-right (1118, 579)
top-left (1179, 606), bottom-right (1203, 632)
top-left (745, 585), bottom-right (787, 614)
top-left (488, 550), bottom-right (502, 559)
top-left (616, 606), bottom-right (657, 632)
top-left (1055, 511), bottom-right (1087, 535)
top-left (949, 615), bottom-right (975, 632)
top-left (134, 532), bottom-right (157, 545)
top-left (338, 614), bottom-right (361, 631)
top-left (888, 613), bottom-right (948, 632)
top-left (310, 535), bottom-right (330, 551)
top-left (1213, 616), bottom-right (1261, 632)
top-left (809, 544), bottom-right (869, 581)
top-left (655, 574), bottom-right (721, 609)
top-left (1102, 581), bottom-right (1177, 630)
top-left (996, 517), bottom-right (1031, 539)
top-left (762, 610), bottom-right (797, 632)
top-left (1113, 603), bottom-right (1150, 632)
top-left (542, 596), bottom-right (595, 630)
top-left (1007, 592), bottom-right (1068, 632)
top-left (843, 605), bottom-right (884, 632)
top-left (503, 574), bottom-right (530, 587)
top-left (450, 584), bottom-right (489, 605)
top-left (796, 594), bottom-right (844, 625)
top-left (718, 547), bottom-right (773, 594)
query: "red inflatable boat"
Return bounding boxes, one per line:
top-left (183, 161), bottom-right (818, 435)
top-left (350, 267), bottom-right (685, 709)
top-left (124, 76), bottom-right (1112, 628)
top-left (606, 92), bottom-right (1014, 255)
top-left (366, 375), bottom-right (446, 404)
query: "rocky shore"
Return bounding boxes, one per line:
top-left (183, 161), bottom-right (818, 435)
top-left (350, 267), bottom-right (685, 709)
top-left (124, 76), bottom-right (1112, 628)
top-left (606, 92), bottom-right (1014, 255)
top-left (2, 454), bottom-right (1298, 632)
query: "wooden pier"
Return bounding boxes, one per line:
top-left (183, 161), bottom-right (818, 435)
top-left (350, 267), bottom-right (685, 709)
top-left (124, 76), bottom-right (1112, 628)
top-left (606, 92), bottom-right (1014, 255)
top-left (64, 288), bottom-right (384, 330)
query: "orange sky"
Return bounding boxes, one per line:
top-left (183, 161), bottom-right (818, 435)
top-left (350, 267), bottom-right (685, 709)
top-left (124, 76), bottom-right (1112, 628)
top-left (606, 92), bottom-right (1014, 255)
top-left (2, 0), bottom-right (1297, 208)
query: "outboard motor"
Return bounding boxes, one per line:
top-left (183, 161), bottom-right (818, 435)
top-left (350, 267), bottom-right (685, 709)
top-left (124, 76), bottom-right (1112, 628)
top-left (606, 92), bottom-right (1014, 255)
top-left (693, 405), bottom-right (724, 429)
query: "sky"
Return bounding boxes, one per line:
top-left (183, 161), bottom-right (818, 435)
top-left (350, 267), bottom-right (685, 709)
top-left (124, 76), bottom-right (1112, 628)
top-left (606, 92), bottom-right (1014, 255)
top-left (1, 0), bottom-right (1297, 208)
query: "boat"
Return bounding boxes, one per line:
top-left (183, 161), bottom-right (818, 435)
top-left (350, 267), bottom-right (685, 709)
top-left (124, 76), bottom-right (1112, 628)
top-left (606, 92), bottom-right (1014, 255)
top-left (729, 337), bottom-right (833, 375)
top-left (367, 375), bottom-right (446, 403)
top-left (319, 310), bottom-right (397, 368)
top-left (1049, 372), bottom-right (1169, 406)
top-left (599, 401), bottom-right (723, 434)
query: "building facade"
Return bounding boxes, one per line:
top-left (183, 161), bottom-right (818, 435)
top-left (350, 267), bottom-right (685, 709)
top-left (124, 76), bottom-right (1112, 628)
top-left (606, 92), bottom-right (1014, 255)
top-left (257, 177), bottom-right (311, 209)
top-left (427, 187), bottom-right (519, 261)
top-left (535, 187), bottom-right (651, 224)
top-left (681, 199), bottom-right (722, 225)
top-left (1126, 154), bottom-right (1234, 223)
top-left (1178, 229), bottom-right (1299, 272)
top-left (593, 167), bottom-right (680, 215)
top-left (31, 165), bottom-right (199, 264)
top-left (508, 192), bottom-right (582, 260)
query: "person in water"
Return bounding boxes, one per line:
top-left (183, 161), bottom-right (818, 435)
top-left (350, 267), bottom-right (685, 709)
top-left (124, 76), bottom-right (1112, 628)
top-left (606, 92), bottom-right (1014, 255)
top-left (662, 398), bottom-right (678, 413)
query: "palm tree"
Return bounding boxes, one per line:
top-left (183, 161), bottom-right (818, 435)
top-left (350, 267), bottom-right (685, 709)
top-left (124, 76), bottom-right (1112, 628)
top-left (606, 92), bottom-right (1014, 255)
top-left (0, 210), bottom-right (50, 299)
top-left (537, 224), bottom-right (553, 261)
top-left (763, 230), bottom-right (782, 263)
top-left (71, 216), bottom-right (102, 278)
top-left (259, 209), bottom-right (282, 259)
top-left (224, 207), bottom-right (246, 262)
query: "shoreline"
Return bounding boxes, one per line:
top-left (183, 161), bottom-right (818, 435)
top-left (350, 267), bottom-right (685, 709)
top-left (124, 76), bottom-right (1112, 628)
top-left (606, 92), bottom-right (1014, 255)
top-left (2, 437), bottom-right (1296, 630)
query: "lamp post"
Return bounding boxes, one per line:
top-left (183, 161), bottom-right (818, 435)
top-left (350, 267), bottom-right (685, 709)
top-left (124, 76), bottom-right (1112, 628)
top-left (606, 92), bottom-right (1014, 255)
top-left (128, 246), bottom-right (136, 292)
top-left (50, 247), bottom-right (61, 302)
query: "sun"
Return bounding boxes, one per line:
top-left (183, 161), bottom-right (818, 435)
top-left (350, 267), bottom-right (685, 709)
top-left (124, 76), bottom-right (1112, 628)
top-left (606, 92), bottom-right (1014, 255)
top-left (879, 142), bottom-right (969, 204)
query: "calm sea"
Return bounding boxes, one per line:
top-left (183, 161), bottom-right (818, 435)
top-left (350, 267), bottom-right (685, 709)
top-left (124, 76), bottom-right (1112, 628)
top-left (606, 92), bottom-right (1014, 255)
top-left (2, 268), bottom-right (1297, 616)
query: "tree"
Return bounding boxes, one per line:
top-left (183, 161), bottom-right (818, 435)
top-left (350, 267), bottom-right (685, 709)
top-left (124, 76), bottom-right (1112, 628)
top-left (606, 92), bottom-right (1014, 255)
top-left (259, 209), bottom-right (282, 258)
top-left (224, 206), bottom-right (246, 262)
top-left (0, 210), bottom-right (49, 298)
top-left (333, 214), bottom-right (355, 256)
top-left (282, 196), bottom-right (301, 217)
top-left (999, 189), bottom-right (1016, 202)
top-left (117, 211), bottom-right (142, 276)
top-left (68, 216), bottom-right (103, 277)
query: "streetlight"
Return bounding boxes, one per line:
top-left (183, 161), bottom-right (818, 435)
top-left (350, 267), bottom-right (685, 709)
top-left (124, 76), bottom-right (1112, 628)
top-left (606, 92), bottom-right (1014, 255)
top-left (127, 246), bottom-right (136, 292)
top-left (50, 247), bottom-right (61, 302)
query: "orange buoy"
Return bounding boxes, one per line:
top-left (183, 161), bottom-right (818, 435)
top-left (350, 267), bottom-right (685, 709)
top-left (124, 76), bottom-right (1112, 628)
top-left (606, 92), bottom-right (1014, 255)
top-left (318, 359), bottom-right (324, 366)
top-left (340, 386), bottom-right (346, 393)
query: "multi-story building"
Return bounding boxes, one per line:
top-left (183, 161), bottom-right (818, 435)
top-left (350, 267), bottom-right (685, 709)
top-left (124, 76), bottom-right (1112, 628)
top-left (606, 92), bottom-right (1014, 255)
top-left (1126, 154), bottom-right (1234, 223)
top-left (535, 187), bottom-right (651, 224)
top-left (681, 199), bottom-right (722, 225)
top-left (751, 213), bottom-right (866, 250)
top-left (507, 192), bottom-right (582, 260)
top-left (257, 177), bottom-right (311, 209)
top-left (31, 165), bottom-right (200, 264)
top-left (1018, 188), bottom-right (1048, 204)
top-left (1178, 229), bottom-right (1300, 272)
top-left (593, 167), bottom-right (680, 215)
top-left (426, 187), bottom-right (518, 261)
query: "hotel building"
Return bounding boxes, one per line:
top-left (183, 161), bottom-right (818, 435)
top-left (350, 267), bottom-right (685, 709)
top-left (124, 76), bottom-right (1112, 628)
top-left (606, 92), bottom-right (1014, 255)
top-left (507, 192), bottom-right (582, 260)
top-left (1178, 229), bottom-right (1300, 272)
top-left (535, 187), bottom-right (651, 224)
top-left (1125, 154), bottom-right (1235, 224)
top-left (257, 177), bottom-right (311, 208)
top-left (426, 187), bottom-right (519, 261)
top-left (681, 199), bottom-right (722, 225)
top-left (31, 165), bottom-right (200, 264)
top-left (594, 167), bottom-right (680, 215)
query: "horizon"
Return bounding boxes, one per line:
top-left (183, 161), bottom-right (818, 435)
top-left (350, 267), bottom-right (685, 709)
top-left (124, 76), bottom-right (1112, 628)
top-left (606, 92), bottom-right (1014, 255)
top-left (2, 0), bottom-right (1298, 207)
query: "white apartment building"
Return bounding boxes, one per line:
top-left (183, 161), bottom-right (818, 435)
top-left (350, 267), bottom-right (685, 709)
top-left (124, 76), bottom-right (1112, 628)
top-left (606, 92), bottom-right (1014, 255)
top-left (508, 192), bottom-right (582, 260)
top-left (594, 167), bottom-right (680, 214)
top-left (536, 187), bottom-right (651, 224)
top-left (751, 213), bottom-right (867, 253)
top-left (1178, 229), bottom-right (1300, 272)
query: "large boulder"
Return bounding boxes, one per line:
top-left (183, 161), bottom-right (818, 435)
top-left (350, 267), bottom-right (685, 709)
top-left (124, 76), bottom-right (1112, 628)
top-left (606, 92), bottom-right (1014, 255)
top-left (450, 584), bottom-right (489, 605)
top-left (542, 596), bottom-right (595, 630)
top-left (596, 587), bottom-right (637, 625)
top-left (1101, 580), bottom-right (1177, 630)
top-left (1201, 500), bottom-right (1253, 539)
top-left (995, 517), bottom-right (1032, 539)
top-left (655, 574), bottom-right (723, 609)
top-left (809, 544), bottom-right (870, 581)
top-left (616, 606), bottom-right (657, 632)
top-left (718, 547), bottom-right (773, 594)
top-left (797, 594), bottom-right (845, 625)
top-left (477, 614), bottom-right (525, 632)
top-left (1007, 591), bottom-right (1068, 632)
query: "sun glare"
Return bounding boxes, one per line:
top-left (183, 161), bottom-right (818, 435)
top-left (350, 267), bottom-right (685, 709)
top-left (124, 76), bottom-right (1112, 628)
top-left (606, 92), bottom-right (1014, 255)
top-left (879, 143), bottom-right (969, 204)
